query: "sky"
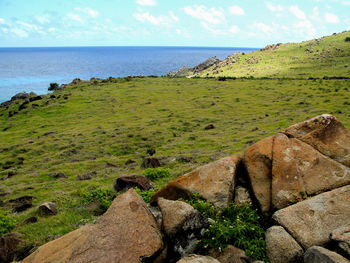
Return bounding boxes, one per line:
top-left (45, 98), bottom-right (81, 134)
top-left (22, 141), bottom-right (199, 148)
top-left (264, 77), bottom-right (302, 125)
top-left (0, 0), bottom-right (349, 47)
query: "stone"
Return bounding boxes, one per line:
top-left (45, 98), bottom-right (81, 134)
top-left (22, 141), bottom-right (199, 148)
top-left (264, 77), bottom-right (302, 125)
top-left (330, 225), bottom-right (350, 257)
top-left (157, 198), bottom-right (208, 261)
top-left (142, 157), bottom-right (161, 168)
top-left (0, 232), bottom-right (23, 263)
top-left (244, 136), bottom-right (274, 212)
top-left (22, 189), bottom-right (164, 263)
top-left (50, 172), bottom-right (67, 179)
top-left (204, 124), bottom-right (215, 130)
top-left (11, 92), bottom-right (31, 101)
top-left (283, 114), bottom-right (350, 167)
top-left (22, 216), bottom-right (38, 225)
top-left (77, 174), bottom-right (92, 180)
top-left (265, 226), bottom-right (303, 263)
top-left (304, 246), bottom-right (349, 263)
top-left (271, 133), bottom-right (350, 210)
top-left (273, 185), bottom-right (350, 249)
top-left (151, 156), bottom-right (242, 208)
top-left (10, 196), bottom-right (34, 213)
top-left (114, 175), bottom-right (153, 192)
top-left (177, 255), bottom-right (221, 263)
top-left (38, 202), bottom-right (58, 215)
top-left (234, 186), bottom-right (252, 207)
top-left (209, 245), bottom-right (248, 263)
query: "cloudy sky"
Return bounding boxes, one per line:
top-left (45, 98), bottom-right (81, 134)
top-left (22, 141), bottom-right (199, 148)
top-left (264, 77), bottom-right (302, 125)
top-left (0, 0), bottom-right (349, 47)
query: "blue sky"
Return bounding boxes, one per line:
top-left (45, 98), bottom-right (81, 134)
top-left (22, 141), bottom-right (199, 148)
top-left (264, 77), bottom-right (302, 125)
top-left (0, 0), bottom-right (349, 47)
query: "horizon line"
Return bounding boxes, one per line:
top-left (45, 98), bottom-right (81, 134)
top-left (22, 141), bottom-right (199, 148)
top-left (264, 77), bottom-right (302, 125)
top-left (0, 45), bottom-right (261, 49)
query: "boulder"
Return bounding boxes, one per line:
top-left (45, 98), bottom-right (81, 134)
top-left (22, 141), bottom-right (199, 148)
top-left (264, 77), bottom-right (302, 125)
top-left (142, 157), bottom-right (161, 168)
top-left (273, 185), bottom-right (350, 249)
top-left (271, 133), bottom-right (350, 210)
top-left (209, 245), bottom-right (248, 263)
top-left (283, 114), bottom-right (350, 167)
top-left (330, 225), bottom-right (350, 258)
top-left (304, 246), bottom-right (349, 263)
top-left (22, 189), bottom-right (164, 263)
top-left (11, 92), bottom-right (31, 101)
top-left (114, 175), bottom-right (153, 192)
top-left (177, 255), bottom-right (221, 263)
top-left (50, 172), bottom-right (67, 179)
top-left (22, 216), bottom-right (38, 225)
top-left (157, 198), bottom-right (208, 261)
top-left (265, 226), bottom-right (303, 263)
top-left (0, 232), bottom-right (23, 263)
top-left (234, 186), bottom-right (252, 207)
top-left (38, 202), bottom-right (57, 216)
top-left (77, 174), bottom-right (92, 181)
top-left (244, 136), bottom-right (274, 213)
top-left (151, 156), bottom-right (242, 208)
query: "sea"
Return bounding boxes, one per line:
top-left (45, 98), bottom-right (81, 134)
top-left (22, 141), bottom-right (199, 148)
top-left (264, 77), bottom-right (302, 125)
top-left (0, 46), bottom-right (258, 103)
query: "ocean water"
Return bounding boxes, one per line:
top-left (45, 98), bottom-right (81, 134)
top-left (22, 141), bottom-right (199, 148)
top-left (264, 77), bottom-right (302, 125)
top-left (0, 46), bottom-right (258, 103)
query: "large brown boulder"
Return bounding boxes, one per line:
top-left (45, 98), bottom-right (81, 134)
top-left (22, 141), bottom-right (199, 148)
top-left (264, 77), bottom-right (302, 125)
top-left (22, 189), bottom-right (164, 263)
top-left (272, 133), bottom-right (350, 210)
top-left (273, 184), bottom-right (350, 249)
top-left (244, 136), bottom-right (274, 213)
top-left (244, 114), bottom-right (350, 212)
top-left (151, 156), bottom-right (242, 208)
top-left (304, 246), bottom-right (349, 263)
top-left (283, 114), bottom-right (350, 167)
top-left (265, 226), bottom-right (303, 263)
top-left (0, 232), bottom-right (23, 263)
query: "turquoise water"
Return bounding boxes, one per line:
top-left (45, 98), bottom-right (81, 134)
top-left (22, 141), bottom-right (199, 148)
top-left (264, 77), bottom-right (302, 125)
top-left (0, 46), bottom-right (258, 102)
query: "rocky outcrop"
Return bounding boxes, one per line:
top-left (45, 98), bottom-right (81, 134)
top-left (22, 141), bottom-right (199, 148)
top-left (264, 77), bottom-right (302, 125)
top-left (21, 189), bottom-right (164, 263)
top-left (244, 114), bottom-right (350, 212)
top-left (151, 156), bottom-right (242, 208)
top-left (265, 226), bottom-right (303, 263)
top-left (272, 184), bottom-right (350, 249)
top-left (0, 232), bottom-right (23, 263)
top-left (168, 57), bottom-right (220, 77)
top-left (304, 246), bottom-right (349, 263)
top-left (114, 175), bottom-right (153, 192)
top-left (157, 198), bottom-right (208, 261)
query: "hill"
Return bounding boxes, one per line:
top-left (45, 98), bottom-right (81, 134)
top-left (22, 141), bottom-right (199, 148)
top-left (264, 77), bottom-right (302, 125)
top-left (197, 31), bottom-right (350, 78)
top-left (0, 76), bottom-right (349, 260)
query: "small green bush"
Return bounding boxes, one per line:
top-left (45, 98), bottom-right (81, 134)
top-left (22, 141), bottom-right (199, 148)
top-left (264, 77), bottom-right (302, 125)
top-left (81, 188), bottom-right (116, 212)
top-left (134, 187), bottom-right (158, 203)
top-left (345, 37), bottom-right (350, 42)
top-left (0, 213), bottom-right (15, 236)
top-left (142, 168), bottom-right (170, 180)
top-left (186, 194), bottom-right (268, 262)
top-left (48, 83), bottom-right (59, 91)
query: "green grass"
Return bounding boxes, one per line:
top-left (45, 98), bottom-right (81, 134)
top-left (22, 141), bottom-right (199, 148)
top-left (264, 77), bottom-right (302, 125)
top-left (200, 31), bottom-right (350, 78)
top-left (0, 76), bottom-right (349, 256)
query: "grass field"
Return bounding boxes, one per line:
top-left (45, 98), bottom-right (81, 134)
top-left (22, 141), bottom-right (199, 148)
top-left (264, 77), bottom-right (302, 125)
top-left (0, 76), bottom-right (349, 257)
top-left (200, 30), bottom-right (350, 78)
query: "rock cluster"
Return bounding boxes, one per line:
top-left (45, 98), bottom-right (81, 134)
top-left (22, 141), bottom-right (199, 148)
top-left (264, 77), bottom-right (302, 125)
top-left (18, 114), bottom-right (350, 263)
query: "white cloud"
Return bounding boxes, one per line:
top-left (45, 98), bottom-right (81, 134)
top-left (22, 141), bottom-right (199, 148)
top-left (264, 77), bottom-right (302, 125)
top-left (35, 14), bottom-right (50, 24)
top-left (184, 5), bottom-right (225, 25)
top-left (229, 6), bottom-right (245, 16)
top-left (266, 3), bottom-right (284, 12)
top-left (310, 6), bottom-right (321, 21)
top-left (289, 5), bottom-right (306, 20)
top-left (254, 22), bottom-right (273, 33)
top-left (10, 28), bottom-right (29, 38)
top-left (229, 25), bottom-right (240, 34)
top-left (0, 18), bottom-right (5, 24)
top-left (136, 0), bottom-right (156, 6)
top-left (67, 13), bottom-right (85, 23)
top-left (293, 20), bottom-right (316, 39)
top-left (48, 27), bottom-right (55, 32)
top-left (325, 13), bottom-right (340, 23)
top-left (342, 1), bottom-right (350, 5)
top-left (75, 8), bottom-right (99, 18)
top-left (133, 11), bottom-right (178, 26)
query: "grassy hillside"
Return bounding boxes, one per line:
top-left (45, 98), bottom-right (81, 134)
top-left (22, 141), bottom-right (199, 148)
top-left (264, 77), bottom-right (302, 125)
top-left (0, 77), bottom-right (349, 258)
top-left (200, 31), bottom-right (350, 78)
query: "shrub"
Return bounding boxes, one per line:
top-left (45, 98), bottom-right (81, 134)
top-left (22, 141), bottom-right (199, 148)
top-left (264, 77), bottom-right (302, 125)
top-left (142, 168), bottom-right (170, 180)
top-left (134, 187), bottom-right (158, 203)
top-left (48, 83), bottom-right (59, 91)
top-left (81, 188), bottom-right (116, 212)
top-left (345, 37), bottom-right (350, 42)
top-left (186, 194), bottom-right (268, 261)
top-left (146, 148), bottom-right (156, 156)
top-left (0, 213), bottom-right (15, 236)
